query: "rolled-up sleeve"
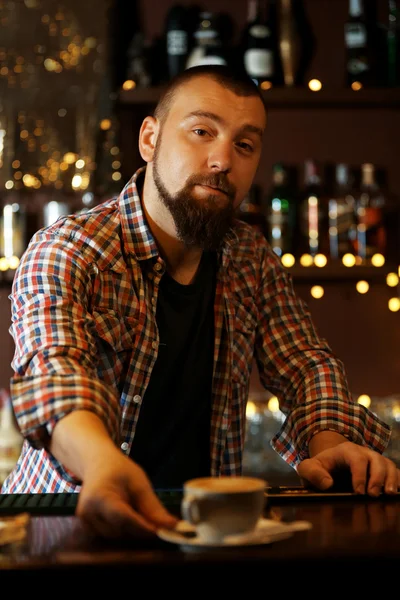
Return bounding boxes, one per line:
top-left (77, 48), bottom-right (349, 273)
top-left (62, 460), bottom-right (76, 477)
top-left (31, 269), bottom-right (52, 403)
top-left (254, 245), bottom-right (391, 467)
top-left (9, 232), bottom-right (121, 449)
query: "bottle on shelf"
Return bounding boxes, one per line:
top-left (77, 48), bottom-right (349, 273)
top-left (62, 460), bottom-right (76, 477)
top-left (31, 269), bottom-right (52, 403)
top-left (344, 0), bottom-right (376, 88)
top-left (387, 0), bottom-right (400, 86)
top-left (185, 11), bottom-right (228, 69)
top-left (125, 30), bottom-right (151, 88)
top-left (328, 163), bottom-right (357, 260)
top-left (43, 197), bottom-right (71, 228)
top-left (264, 163), bottom-right (296, 257)
top-left (0, 198), bottom-right (26, 261)
top-left (110, 0), bottom-right (150, 90)
top-left (354, 162), bottom-right (386, 261)
top-left (237, 183), bottom-right (268, 238)
top-left (242, 0), bottom-right (283, 88)
top-left (108, 0), bottom-right (134, 92)
top-left (165, 4), bottom-right (190, 79)
top-left (298, 159), bottom-right (329, 258)
top-left (276, 0), bottom-right (315, 87)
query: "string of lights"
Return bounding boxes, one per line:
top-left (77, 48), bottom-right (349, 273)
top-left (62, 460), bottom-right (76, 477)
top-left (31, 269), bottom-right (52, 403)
top-left (0, 0), bottom-right (123, 277)
top-left (280, 252), bottom-right (400, 313)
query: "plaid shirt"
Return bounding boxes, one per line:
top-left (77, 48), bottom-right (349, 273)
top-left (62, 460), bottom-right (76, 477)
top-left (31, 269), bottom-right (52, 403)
top-left (2, 167), bottom-right (390, 493)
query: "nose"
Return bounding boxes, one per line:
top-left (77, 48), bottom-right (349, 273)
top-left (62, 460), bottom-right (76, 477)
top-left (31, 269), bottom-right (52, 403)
top-left (207, 140), bottom-right (232, 173)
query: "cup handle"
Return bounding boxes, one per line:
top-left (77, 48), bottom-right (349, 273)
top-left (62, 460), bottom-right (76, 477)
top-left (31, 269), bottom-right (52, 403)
top-left (181, 495), bottom-right (202, 525)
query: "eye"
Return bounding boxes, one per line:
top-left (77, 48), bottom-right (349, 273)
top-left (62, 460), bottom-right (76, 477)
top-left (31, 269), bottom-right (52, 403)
top-left (236, 141), bottom-right (254, 153)
top-left (193, 128), bottom-right (210, 137)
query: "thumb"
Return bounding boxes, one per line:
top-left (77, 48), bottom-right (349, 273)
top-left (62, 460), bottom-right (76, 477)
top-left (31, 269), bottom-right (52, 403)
top-left (297, 458), bottom-right (334, 491)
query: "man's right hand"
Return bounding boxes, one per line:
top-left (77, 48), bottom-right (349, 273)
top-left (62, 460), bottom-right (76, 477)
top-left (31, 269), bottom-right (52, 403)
top-left (49, 410), bottom-right (178, 539)
top-left (77, 450), bottom-right (179, 539)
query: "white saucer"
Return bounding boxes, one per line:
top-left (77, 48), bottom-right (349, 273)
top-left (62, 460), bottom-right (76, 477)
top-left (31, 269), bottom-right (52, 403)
top-left (157, 518), bottom-right (312, 552)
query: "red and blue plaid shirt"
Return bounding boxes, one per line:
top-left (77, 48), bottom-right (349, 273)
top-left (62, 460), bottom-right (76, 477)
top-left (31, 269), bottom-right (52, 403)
top-left (2, 167), bottom-right (390, 493)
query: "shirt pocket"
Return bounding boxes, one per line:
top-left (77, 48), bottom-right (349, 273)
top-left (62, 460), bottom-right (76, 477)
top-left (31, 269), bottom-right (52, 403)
top-left (231, 299), bottom-right (258, 386)
top-left (92, 309), bottom-right (137, 353)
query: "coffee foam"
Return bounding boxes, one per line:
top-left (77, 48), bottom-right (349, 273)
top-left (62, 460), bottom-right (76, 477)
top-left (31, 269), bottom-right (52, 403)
top-left (184, 476), bottom-right (266, 493)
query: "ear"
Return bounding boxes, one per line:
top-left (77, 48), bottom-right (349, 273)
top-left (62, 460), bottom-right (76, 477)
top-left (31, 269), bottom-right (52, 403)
top-left (139, 116), bottom-right (159, 163)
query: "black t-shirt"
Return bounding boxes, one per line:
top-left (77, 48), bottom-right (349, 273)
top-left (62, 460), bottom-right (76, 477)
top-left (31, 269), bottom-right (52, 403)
top-left (130, 251), bottom-right (216, 488)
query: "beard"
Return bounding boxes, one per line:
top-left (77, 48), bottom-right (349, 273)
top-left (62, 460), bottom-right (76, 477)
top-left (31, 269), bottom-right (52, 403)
top-left (152, 142), bottom-right (237, 251)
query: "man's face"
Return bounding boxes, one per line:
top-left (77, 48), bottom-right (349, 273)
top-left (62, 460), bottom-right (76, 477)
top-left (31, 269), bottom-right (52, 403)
top-left (150, 76), bottom-right (266, 250)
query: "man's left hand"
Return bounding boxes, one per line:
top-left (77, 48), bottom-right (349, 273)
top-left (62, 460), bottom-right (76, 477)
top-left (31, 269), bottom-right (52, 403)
top-left (297, 441), bottom-right (400, 496)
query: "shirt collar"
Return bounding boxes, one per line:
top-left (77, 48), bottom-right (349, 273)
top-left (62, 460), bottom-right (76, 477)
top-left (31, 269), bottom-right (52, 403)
top-left (118, 166), bottom-right (160, 261)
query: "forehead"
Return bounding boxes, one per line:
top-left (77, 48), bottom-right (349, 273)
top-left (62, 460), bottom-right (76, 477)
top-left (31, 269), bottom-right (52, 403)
top-left (165, 76), bottom-right (267, 131)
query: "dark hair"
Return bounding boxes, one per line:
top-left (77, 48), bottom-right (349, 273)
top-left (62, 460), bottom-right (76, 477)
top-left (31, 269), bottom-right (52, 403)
top-left (153, 64), bottom-right (267, 125)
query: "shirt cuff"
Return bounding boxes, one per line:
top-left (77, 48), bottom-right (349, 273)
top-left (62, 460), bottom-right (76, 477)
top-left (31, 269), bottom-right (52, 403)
top-left (271, 398), bottom-right (392, 467)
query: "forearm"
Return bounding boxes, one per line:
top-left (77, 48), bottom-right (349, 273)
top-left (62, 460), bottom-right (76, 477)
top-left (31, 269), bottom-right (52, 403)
top-left (309, 430), bottom-right (348, 457)
top-left (49, 410), bottom-right (120, 481)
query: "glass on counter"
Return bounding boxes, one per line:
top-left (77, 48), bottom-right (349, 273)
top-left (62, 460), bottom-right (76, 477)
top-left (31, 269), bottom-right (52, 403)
top-left (0, 389), bottom-right (23, 488)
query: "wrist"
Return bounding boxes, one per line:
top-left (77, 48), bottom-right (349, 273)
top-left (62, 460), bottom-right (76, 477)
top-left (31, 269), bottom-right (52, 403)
top-left (308, 430), bottom-right (348, 457)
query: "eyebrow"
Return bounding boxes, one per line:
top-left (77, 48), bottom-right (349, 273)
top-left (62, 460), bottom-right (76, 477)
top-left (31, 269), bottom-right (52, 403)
top-left (183, 110), bottom-right (264, 139)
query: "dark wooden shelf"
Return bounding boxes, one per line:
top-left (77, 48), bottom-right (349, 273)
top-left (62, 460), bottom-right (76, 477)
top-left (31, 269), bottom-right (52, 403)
top-left (0, 263), bottom-right (396, 288)
top-left (289, 263), bottom-right (397, 283)
top-left (118, 86), bottom-right (400, 110)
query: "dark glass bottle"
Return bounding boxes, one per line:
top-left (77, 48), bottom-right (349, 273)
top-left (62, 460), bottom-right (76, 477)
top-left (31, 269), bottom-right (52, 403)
top-left (298, 160), bottom-right (328, 257)
top-left (277, 0), bottom-right (315, 87)
top-left (108, 0), bottom-right (139, 92)
top-left (328, 164), bottom-right (357, 260)
top-left (387, 0), bottom-right (400, 86)
top-left (354, 163), bottom-right (386, 260)
top-left (265, 163), bottom-right (296, 257)
top-left (125, 32), bottom-right (151, 88)
top-left (186, 12), bottom-right (228, 68)
top-left (266, 0), bottom-right (285, 86)
top-left (237, 184), bottom-right (268, 238)
top-left (242, 0), bottom-right (282, 88)
top-left (344, 0), bottom-right (373, 87)
top-left (165, 4), bottom-right (190, 79)
top-left (109, 0), bottom-right (150, 90)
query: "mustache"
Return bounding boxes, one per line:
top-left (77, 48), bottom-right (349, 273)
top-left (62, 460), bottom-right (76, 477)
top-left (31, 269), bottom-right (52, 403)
top-left (185, 173), bottom-right (236, 200)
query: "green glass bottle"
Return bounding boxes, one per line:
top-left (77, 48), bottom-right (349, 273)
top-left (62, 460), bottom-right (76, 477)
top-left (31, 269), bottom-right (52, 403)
top-left (265, 163), bottom-right (296, 257)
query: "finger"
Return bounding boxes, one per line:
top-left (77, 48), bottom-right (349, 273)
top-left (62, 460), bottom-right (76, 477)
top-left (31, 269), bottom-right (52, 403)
top-left (83, 512), bottom-right (149, 541)
top-left (296, 458), bottom-right (334, 490)
top-left (77, 501), bottom-right (117, 540)
top-left (366, 451), bottom-right (386, 496)
top-left (383, 458), bottom-right (398, 495)
top-left (78, 495), bottom-right (157, 539)
top-left (134, 485), bottom-right (179, 529)
top-left (346, 453), bottom-right (369, 494)
top-left (81, 512), bottom-right (122, 540)
top-left (101, 497), bottom-right (159, 537)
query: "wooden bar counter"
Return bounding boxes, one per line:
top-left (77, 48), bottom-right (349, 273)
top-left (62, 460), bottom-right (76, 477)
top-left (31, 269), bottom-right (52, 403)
top-left (1, 487), bottom-right (399, 591)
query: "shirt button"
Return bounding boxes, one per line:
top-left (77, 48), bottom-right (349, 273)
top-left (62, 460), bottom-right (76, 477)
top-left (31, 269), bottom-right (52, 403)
top-left (152, 341), bottom-right (158, 350)
top-left (133, 394), bottom-right (142, 404)
top-left (154, 263), bottom-right (162, 272)
top-left (152, 297), bottom-right (156, 305)
top-left (121, 442), bottom-right (129, 452)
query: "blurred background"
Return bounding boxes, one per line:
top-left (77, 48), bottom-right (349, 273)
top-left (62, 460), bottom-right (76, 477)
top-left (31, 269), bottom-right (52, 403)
top-left (0, 0), bottom-right (399, 484)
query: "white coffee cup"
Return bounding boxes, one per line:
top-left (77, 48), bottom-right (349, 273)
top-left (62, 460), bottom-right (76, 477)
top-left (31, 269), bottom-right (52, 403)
top-left (181, 476), bottom-right (267, 543)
